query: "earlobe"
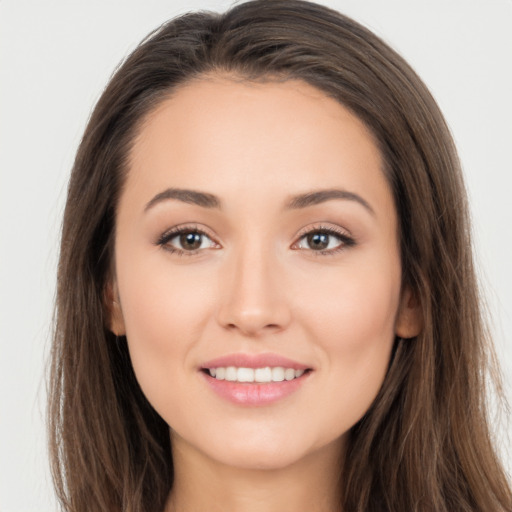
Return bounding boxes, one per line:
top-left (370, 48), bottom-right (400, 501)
top-left (395, 286), bottom-right (423, 339)
top-left (104, 280), bottom-right (126, 336)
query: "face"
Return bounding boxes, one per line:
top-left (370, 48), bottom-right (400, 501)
top-left (110, 76), bottom-right (420, 471)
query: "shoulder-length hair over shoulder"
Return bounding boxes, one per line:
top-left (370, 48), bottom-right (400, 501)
top-left (48, 1), bottom-right (512, 511)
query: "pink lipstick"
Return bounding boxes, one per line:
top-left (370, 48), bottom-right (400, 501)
top-left (200, 353), bottom-right (312, 406)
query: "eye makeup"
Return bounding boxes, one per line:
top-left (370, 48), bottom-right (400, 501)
top-left (155, 223), bottom-right (219, 256)
top-left (154, 222), bottom-right (356, 257)
top-left (293, 223), bottom-right (356, 257)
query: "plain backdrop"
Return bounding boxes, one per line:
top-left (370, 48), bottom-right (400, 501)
top-left (1, 1), bottom-right (511, 510)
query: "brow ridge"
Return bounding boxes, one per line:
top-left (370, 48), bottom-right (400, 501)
top-left (285, 189), bottom-right (374, 215)
top-left (144, 187), bottom-right (374, 215)
top-left (144, 188), bottom-right (221, 211)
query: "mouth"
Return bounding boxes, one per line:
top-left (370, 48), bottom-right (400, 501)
top-left (199, 354), bottom-right (313, 406)
top-left (201, 366), bottom-right (309, 383)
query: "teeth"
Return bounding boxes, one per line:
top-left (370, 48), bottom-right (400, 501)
top-left (255, 367), bottom-right (272, 382)
top-left (208, 366), bottom-right (307, 383)
top-left (284, 368), bottom-right (295, 381)
top-left (225, 366), bottom-right (237, 381)
top-left (272, 367), bottom-right (285, 382)
top-left (237, 367), bottom-right (254, 382)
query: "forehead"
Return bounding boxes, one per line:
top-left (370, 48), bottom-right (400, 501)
top-left (124, 76), bottom-right (393, 218)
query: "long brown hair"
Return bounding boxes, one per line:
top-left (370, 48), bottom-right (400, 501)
top-left (48, 1), bottom-right (512, 510)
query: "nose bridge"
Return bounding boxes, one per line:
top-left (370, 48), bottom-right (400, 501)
top-left (216, 234), bottom-right (290, 336)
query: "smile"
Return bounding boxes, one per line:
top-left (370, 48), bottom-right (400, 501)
top-left (200, 354), bottom-right (313, 406)
top-left (206, 366), bottom-right (306, 383)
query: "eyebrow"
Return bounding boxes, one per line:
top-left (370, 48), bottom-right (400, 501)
top-left (285, 189), bottom-right (375, 215)
top-left (144, 187), bottom-right (374, 215)
top-left (144, 188), bottom-right (221, 211)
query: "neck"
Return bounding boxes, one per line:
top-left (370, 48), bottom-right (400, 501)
top-left (165, 434), bottom-right (344, 512)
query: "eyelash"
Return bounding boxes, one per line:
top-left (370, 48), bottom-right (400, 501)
top-left (294, 224), bottom-right (356, 257)
top-left (156, 224), bottom-right (355, 257)
top-left (156, 224), bottom-right (216, 257)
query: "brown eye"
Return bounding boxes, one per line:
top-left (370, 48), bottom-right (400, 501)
top-left (179, 232), bottom-right (203, 250)
top-left (158, 228), bottom-right (218, 254)
top-left (306, 232), bottom-right (330, 250)
top-left (295, 228), bottom-right (355, 253)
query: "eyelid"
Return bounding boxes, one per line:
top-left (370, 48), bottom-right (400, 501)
top-left (156, 223), bottom-right (221, 255)
top-left (292, 223), bottom-right (355, 254)
top-left (155, 222), bottom-right (355, 257)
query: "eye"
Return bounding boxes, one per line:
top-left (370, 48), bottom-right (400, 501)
top-left (294, 227), bottom-right (355, 254)
top-left (157, 226), bottom-right (218, 255)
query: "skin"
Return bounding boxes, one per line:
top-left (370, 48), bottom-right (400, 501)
top-left (109, 76), bottom-right (421, 512)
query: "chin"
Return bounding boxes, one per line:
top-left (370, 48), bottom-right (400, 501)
top-left (211, 444), bottom-right (309, 471)
top-left (187, 425), bottom-right (340, 472)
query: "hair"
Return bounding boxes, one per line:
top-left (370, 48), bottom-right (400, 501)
top-left (48, 1), bottom-right (511, 511)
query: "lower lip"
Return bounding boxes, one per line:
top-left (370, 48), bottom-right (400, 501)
top-left (201, 372), bottom-right (310, 406)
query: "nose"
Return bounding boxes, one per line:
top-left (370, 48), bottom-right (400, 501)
top-left (216, 242), bottom-right (291, 337)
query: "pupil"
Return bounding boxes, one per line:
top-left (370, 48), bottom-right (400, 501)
top-left (308, 232), bottom-right (329, 250)
top-left (180, 232), bottom-right (202, 250)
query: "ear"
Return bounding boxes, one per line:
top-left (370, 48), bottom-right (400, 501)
top-left (104, 280), bottom-right (126, 336)
top-left (395, 285), bottom-right (422, 339)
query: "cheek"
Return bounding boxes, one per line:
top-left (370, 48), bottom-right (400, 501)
top-left (299, 261), bottom-right (400, 345)
top-left (295, 261), bottom-right (400, 423)
top-left (115, 252), bottom-right (215, 406)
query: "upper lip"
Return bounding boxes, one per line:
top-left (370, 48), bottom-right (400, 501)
top-left (200, 353), bottom-right (311, 371)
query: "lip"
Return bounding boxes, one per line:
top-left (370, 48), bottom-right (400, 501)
top-left (201, 352), bottom-right (311, 371)
top-left (199, 352), bottom-right (312, 406)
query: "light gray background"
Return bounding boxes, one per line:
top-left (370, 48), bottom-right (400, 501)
top-left (1, 1), bottom-right (511, 510)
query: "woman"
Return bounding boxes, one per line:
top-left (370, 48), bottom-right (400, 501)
top-left (48, 1), bottom-right (512, 510)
